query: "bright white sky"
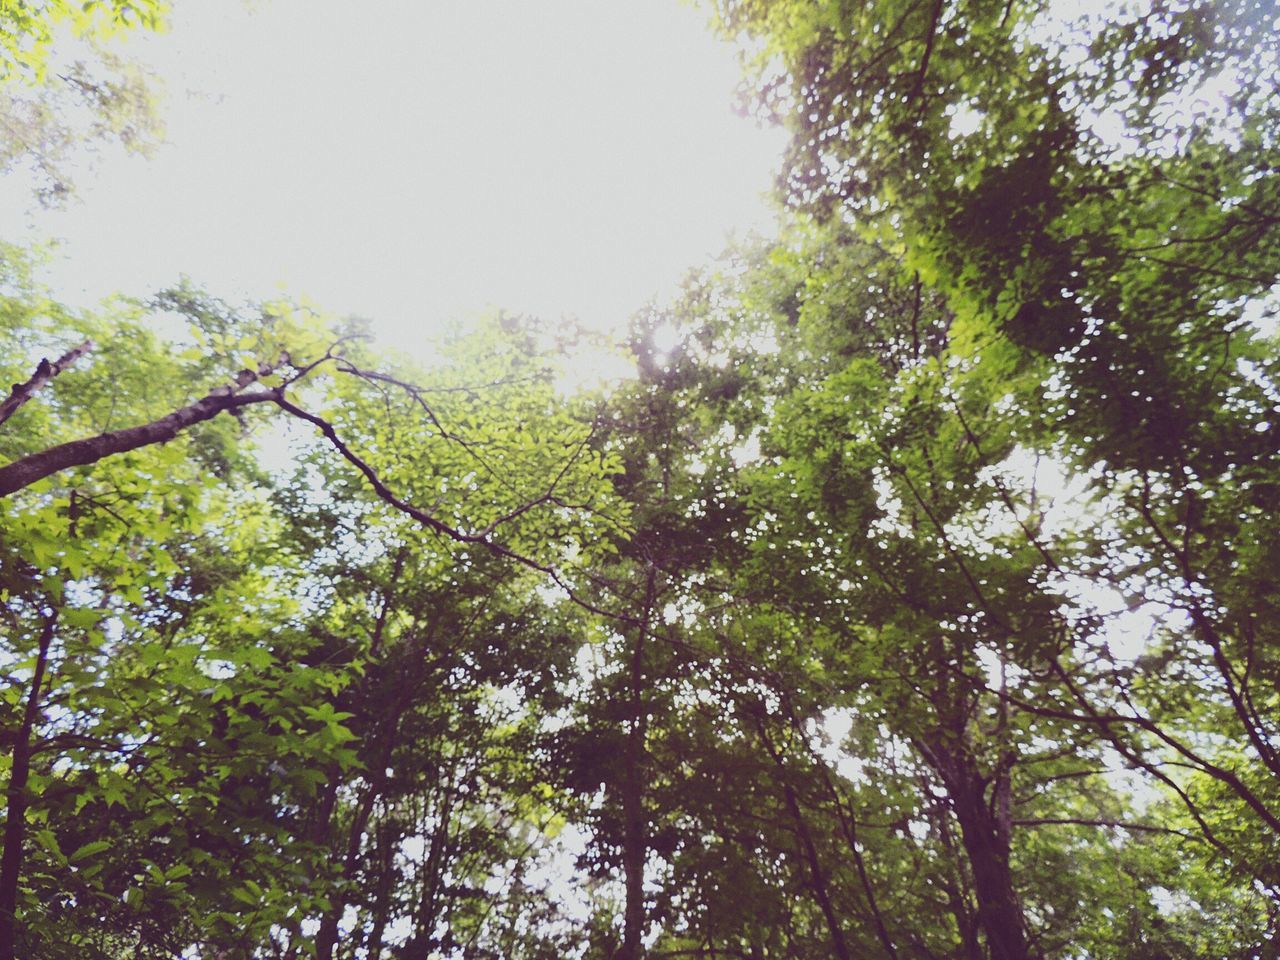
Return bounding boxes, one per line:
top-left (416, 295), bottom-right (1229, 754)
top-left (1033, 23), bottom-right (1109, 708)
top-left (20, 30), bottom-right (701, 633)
top-left (1, 0), bottom-right (785, 355)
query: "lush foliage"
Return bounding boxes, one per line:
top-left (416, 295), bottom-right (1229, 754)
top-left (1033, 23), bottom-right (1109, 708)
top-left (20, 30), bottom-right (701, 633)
top-left (1, 0), bottom-right (1278, 958)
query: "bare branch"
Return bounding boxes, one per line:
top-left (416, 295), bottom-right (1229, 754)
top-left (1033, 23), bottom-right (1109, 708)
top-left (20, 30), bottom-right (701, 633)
top-left (270, 393), bottom-right (636, 625)
top-left (1012, 817), bottom-right (1201, 842)
top-left (910, 0), bottom-right (945, 105)
top-left (0, 339), bottom-right (93, 428)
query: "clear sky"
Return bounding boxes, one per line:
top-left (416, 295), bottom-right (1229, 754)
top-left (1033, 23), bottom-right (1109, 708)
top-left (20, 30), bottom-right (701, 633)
top-left (2, 0), bottom-right (786, 354)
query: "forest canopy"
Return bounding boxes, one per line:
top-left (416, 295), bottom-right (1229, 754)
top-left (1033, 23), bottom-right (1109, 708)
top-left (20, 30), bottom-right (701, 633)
top-left (1, 1), bottom-right (1278, 959)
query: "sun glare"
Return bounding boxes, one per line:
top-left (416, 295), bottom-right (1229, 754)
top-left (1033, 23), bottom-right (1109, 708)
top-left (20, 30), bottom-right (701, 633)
top-left (0, 0), bottom-right (785, 361)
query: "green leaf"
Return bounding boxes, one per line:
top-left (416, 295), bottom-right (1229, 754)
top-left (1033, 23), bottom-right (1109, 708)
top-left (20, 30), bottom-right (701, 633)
top-left (69, 840), bottom-right (112, 864)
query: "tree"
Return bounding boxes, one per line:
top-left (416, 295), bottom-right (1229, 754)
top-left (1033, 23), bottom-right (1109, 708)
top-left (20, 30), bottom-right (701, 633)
top-left (0, 0), bottom-right (165, 205)
top-left (0, 255), bottom-right (622, 958)
top-left (698, 0), bottom-right (1280, 952)
top-left (3, 1), bottom-right (1280, 956)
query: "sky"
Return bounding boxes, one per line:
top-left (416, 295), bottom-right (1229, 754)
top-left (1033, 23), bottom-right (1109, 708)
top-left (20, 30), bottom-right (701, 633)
top-left (1, 0), bottom-right (786, 356)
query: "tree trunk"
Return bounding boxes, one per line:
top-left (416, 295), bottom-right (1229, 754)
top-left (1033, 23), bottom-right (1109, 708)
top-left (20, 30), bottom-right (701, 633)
top-left (617, 566), bottom-right (658, 960)
top-left (933, 805), bottom-right (984, 960)
top-left (361, 820), bottom-right (396, 960)
top-left (781, 780), bottom-right (852, 960)
top-left (618, 728), bottom-right (646, 960)
top-left (942, 763), bottom-right (1028, 960)
top-left (0, 613), bottom-right (56, 960)
top-left (755, 713), bottom-right (852, 960)
top-left (403, 780), bottom-right (456, 954)
top-left (315, 689), bottom-right (409, 960)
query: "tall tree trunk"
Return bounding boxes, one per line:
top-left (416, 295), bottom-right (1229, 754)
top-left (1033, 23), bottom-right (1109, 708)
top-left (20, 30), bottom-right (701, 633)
top-left (925, 744), bottom-right (1028, 960)
top-left (781, 778), bottom-right (852, 960)
top-left (915, 637), bottom-right (1029, 960)
top-left (362, 820), bottom-right (396, 960)
top-left (619, 728), bottom-right (646, 960)
top-left (754, 714), bottom-right (852, 960)
top-left (314, 693), bottom-right (408, 960)
top-left (933, 803), bottom-right (984, 960)
top-left (783, 700), bottom-right (899, 960)
top-left (0, 612), bottom-right (56, 960)
top-left (403, 779), bottom-right (457, 955)
top-left (617, 565), bottom-right (658, 960)
top-left (312, 785), bottom-right (376, 960)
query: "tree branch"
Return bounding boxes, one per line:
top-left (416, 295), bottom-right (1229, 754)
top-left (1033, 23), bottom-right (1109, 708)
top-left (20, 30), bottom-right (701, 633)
top-left (1012, 817), bottom-right (1200, 841)
top-left (270, 394), bottom-right (635, 625)
top-left (0, 364), bottom-right (278, 498)
top-left (0, 339), bottom-right (93, 428)
top-left (910, 0), bottom-right (946, 105)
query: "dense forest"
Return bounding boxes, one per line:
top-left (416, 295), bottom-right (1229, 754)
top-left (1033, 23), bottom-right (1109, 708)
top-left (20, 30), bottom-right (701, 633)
top-left (2, 0), bottom-right (1279, 957)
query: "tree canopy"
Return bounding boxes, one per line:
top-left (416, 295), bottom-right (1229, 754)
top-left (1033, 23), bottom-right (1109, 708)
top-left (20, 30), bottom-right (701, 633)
top-left (1, 1), bottom-right (1278, 958)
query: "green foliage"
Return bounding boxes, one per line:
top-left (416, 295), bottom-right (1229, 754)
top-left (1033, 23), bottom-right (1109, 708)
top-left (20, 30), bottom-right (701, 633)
top-left (2, 1), bottom-right (1279, 957)
top-left (0, 0), bottom-right (165, 82)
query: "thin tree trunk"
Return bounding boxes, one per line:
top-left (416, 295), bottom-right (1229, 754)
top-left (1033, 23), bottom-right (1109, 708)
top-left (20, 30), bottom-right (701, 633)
top-left (361, 820), bottom-right (397, 960)
top-left (0, 612), bottom-right (57, 960)
top-left (315, 578), bottom-right (423, 960)
top-left (618, 565), bottom-right (658, 960)
top-left (781, 700), bottom-right (899, 960)
top-left (754, 715), bottom-right (852, 960)
top-left (618, 443), bottom-right (674, 960)
top-left (314, 715), bottom-right (404, 960)
top-left (410, 783), bottom-right (455, 948)
top-left (913, 633), bottom-right (1029, 960)
top-left (781, 781), bottom-right (853, 960)
top-left (619, 751), bottom-right (646, 960)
